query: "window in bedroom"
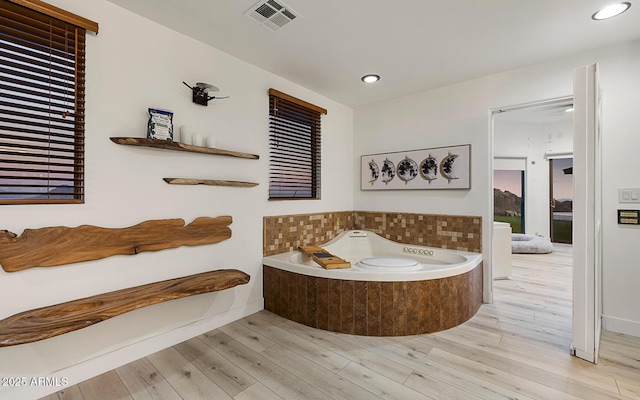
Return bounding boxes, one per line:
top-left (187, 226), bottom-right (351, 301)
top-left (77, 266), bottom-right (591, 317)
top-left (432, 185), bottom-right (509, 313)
top-left (494, 169), bottom-right (525, 233)
top-left (268, 88), bottom-right (326, 200)
top-left (0, 0), bottom-right (98, 204)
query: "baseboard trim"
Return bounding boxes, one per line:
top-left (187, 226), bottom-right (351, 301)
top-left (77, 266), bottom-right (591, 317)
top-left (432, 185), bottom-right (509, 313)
top-left (2, 298), bottom-right (264, 400)
top-left (602, 315), bottom-right (640, 338)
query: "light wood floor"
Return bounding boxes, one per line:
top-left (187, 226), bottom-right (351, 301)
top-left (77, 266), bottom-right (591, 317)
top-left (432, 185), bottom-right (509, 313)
top-left (43, 245), bottom-right (640, 400)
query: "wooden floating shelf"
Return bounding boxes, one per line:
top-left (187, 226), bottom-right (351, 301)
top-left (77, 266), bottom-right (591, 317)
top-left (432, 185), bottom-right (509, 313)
top-left (163, 178), bottom-right (258, 187)
top-left (110, 137), bottom-right (259, 160)
top-left (0, 269), bottom-right (250, 346)
top-left (0, 216), bottom-right (232, 272)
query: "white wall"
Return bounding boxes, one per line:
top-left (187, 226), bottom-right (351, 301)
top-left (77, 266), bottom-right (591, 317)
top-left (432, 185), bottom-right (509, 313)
top-left (494, 119), bottom-right (573, 237)
top-left (596, 41), bottom-right (640, 338)
top-left (0, 1), bottom-right (353, 398)
top-left (354, 40), bottom-right (640, 335)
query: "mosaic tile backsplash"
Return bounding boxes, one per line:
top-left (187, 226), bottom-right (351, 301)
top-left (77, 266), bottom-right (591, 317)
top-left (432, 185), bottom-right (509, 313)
top-left (263, 211), bottom-right (481, 256)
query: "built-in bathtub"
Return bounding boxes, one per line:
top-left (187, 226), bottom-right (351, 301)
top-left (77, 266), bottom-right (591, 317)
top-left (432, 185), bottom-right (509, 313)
top-left (263, 230), bottom-right (483, 336)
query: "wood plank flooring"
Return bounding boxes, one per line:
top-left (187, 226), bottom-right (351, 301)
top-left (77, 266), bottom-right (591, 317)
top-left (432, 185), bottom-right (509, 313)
top-left (42, 244), bottom-right (640, 400)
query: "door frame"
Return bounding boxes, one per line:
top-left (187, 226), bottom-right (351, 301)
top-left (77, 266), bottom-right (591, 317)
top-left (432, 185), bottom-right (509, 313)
top-left (489, 93), bottom-right (599, 362)
top-left (572, 63), bottom-right (601, 363)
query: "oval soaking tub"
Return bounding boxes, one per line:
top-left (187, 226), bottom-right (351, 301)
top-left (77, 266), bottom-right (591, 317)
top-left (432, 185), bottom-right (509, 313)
top-left (263, 230), bottom-right (483, 336)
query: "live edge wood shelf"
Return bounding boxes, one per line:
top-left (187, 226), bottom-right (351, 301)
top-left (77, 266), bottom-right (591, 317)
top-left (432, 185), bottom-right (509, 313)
top-left (0, 216), bottom-right (232, 272)
top-left (0, 269), bottom-right (250, 346)
top-left (110, 137), bottom-right (259, 160)
top-left (163, 178), bottom-right (258, 187)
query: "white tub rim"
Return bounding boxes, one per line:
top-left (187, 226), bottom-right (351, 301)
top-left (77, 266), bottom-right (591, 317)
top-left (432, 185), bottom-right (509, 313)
top-left (262, 229), bottom-right (483, 282)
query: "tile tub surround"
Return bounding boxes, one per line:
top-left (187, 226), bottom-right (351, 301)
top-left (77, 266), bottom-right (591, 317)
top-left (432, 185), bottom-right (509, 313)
top-left (353, 211), bottom-right (482, 252)
top-left (263, 262), bottom-right (483, 336)
top-left (263, 211), bottom-right (481, 256)
top-left (263, 211), bottom-right (354, 256)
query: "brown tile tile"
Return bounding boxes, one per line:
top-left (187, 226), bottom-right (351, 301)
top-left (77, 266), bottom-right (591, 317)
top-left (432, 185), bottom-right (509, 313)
top-left (406, 281), bottom-right (420, 335)
top-left (459, 274), bottom-right (470, 322)
top-left (287, 270), bottom-right (297, 321)
top-left (277, 269), bottom-right (288, 318)
top-left (350, 211), bottom-right (482, 251)
top-left (440, 277), bottom-right (455, 330)
top-left (367, 281), bottom-right (381, 336)
top-left (341, 280), bottom-right (354, 334)
top-left (354, 281), bottom-right (368, 335)
top-left (263, 211), bottom-right (356, 256)
top-left (317, 278), bottom-right (329, 330)
top-left (428, 279), bottom-right (442, 331)
top-left (306, 276), bottom-right (318, 327)
top-left (393, 282), bottom-right (407, 336)
top-left (295, 273), bottom-right (307, 324)
top-left (263, 266), bottom-right (276, 313)
top-left (327, 279), bottom-right (342, 332)
top-left (264, 261), bottom-right (483, 337)
top-left (418, 280), bottom-right (430, 333)
top-left (380, 282), bottom-right (394, 336)
top-left (472, 263), bottom-right (484, 316)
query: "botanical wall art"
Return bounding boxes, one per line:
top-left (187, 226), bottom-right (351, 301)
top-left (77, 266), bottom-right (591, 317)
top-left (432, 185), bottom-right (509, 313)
top-left (361, 144), bottom-right (471, 190)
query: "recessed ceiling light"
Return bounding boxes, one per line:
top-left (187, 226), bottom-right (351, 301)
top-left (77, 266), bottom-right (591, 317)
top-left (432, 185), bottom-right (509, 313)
top-left (361, 74), bottom-right (380, 83)
top-left (592, 2), bottom-right (631, 20)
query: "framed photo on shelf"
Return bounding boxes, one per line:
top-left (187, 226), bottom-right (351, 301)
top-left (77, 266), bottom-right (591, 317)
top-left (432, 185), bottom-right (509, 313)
top-left (361, 144), bottom-right (471, 190)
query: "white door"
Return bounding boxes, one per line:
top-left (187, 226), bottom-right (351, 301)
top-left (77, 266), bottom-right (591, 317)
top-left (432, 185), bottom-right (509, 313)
top-left (572, 63), bottom-right (602, 363)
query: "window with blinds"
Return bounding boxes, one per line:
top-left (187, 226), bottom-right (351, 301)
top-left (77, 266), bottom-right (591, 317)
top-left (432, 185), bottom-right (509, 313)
top-left (0, 0), bottom-right (97, 204)
top-left (268, 88), bottom-right (326, 200)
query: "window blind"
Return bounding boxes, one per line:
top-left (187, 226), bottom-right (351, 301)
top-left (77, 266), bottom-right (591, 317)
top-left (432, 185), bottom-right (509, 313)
top-left (0, 0), bottom-right (88, 204)
top-left (268, 89), bottom-right (326, 200)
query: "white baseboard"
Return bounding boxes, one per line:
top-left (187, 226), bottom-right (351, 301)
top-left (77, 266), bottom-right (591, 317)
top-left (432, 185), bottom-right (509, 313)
top-left (602, 314), bottom-right (640, 338)
top-left (483, 290), bottom-right (493, 304)
top-left (1, 298), bottom-right (264, 400)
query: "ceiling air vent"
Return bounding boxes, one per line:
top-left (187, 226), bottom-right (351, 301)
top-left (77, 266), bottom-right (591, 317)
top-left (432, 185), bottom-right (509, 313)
top-left (244, 0), bottom-right (300, 31)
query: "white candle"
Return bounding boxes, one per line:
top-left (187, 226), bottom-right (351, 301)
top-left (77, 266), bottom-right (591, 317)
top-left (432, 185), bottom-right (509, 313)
top-left (180, 125), bottom-right (193, 145)
top-left (205, 135), bottom-right (216, 148)
top-left (192, 133), bottom-right (203, 147)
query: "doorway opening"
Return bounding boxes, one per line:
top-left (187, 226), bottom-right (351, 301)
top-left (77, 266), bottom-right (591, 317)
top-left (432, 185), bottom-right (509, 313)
top-left (490, 65), bottom-right (601, 364)
top-left (491, 96), bottom-right (574, 354)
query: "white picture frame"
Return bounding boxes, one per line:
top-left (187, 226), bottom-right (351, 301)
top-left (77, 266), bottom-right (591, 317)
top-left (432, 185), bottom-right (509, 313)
top-left (361, 144), bottom-right (471, 190)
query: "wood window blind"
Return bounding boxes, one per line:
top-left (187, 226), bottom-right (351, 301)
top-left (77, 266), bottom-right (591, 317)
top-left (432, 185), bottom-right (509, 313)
top-left (268, 89), bottom-right (326, 200)
top-left (0, 0), bottom-right (93, 204)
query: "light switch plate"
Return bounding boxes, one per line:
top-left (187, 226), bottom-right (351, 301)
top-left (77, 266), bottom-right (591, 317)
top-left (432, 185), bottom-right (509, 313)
top-left (619, 188), bottom-right (640, 203)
